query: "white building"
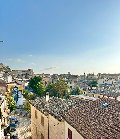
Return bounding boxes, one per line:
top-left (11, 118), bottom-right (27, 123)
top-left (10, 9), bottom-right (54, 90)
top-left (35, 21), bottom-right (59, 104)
top-left (5, 75), bottom-right (12, 83)
top-left (98, 78), bottom-right (116, 86)
top-left (67, 80), bottom-right (77, 89)
top-left (0, 72), bottom-right (4, 80)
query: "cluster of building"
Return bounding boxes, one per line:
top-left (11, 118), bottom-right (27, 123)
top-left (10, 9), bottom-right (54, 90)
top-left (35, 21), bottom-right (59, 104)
top-left (1, 63), bottom-right (120, 138)
top-left (1, 63), bottom-right (120, 91)
top-left (35, 72), bottom-right (120, 90)
top-left (0, 63), bottom-right (33, 82)
top-left (29, 72), bottom-right (120, 139)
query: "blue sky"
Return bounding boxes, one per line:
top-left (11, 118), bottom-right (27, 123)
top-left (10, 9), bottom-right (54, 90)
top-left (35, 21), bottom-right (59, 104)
top-left (1, 0), bottom-right (120, 74)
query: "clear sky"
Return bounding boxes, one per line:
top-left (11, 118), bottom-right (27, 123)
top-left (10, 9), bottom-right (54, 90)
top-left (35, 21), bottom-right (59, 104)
top-left (1, 0), bottom-right (120, 74)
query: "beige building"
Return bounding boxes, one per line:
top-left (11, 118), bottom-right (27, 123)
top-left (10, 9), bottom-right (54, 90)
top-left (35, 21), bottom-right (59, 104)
top-left (0, 95), bottom-right (9, 138)
top-left (0, 119), bottom-right (1, 139)
top-left (30, 96), bottom-right (88, 139)
top-left (11, 69), bottom-right (34, 79)
top-left (0, 96), bottom-right (8, 124)
top-left (65, 121), bottom-right (84, 139)
top-left (49, 115), bottom-right (64, 139)
top-left (30, 96), bottom-right (120, 139)
top-left (31, 105), bottom-right (48, 139)
top-left (31, 105), bottom-right (65, 139)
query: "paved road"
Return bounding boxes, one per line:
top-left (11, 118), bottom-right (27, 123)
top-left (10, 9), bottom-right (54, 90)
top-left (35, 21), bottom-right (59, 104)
top-left (9, 109), bottom-right (31, 139)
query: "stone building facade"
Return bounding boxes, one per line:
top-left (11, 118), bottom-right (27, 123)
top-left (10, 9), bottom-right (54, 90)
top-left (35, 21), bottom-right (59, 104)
top-left (30, 96), bottom-right (120, 139)
top-left (31, 105), bottom-right (48, 139)
top-left (49, 115), bottom-right (64, 139)
top-left (31, 105), bottom-right (65, 139)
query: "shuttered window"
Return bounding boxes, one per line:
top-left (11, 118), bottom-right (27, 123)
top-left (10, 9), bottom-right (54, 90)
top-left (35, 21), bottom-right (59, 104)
top-left (41, 133), bottom-right (44, 139)
top-left (41, 115), bottom-right (44, 126)
top-left (36, 127), bottom-right (37, 135)
top-left (68, 128), bottom-right (72, 139)
top-left (35, 110), bottom-right (37, 119)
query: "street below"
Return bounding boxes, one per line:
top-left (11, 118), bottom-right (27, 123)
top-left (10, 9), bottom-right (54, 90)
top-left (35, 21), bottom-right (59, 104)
top-left (9, 108), bottom-right (31, 139)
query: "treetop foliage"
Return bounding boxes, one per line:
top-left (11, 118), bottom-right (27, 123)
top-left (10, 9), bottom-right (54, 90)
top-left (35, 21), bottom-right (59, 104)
top-left (28, 76), bottom-right (45, 96)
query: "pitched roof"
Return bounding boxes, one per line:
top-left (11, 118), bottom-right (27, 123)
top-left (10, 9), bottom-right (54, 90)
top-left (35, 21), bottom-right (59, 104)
top-left (30, 96), bottom-right (89, 121)
top-left (64, 98), bottom-right (120, 139)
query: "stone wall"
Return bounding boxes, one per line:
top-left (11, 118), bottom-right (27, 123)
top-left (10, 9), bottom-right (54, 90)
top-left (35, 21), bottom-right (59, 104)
top-left (31, 105), bottom-right (48, 139)
top-left (49, 115), bottom-right (64, 139)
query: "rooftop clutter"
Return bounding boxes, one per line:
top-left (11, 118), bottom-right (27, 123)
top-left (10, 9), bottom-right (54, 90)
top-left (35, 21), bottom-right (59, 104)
top-left (30, 96), bottom-right (120, 139)
top-left (64, 98), bottom-right (120, 139)
top-left (30, 96), bottom-right (89, 120)
top-left (88, 89), bottom-right (120, 98)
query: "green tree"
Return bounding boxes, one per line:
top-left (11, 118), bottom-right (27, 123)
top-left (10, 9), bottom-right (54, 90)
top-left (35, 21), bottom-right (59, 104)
top-left (28, 76), bottom-right (45, 96)
top-left (24, 101), bottom-right (31, 112)
top-left (71, 86), bottom-right (80, 95)
top-left (10, 86), bottom-right (14, 94)
top-left (23, 90), bottom-right (29, 99)
top-left (89, 80), bottom-right (98, 88)
top-left (75, 86), bottom-right (80, 94)
top-left (45, 83), bottom-right (57, 97)
top-left (7, 96), bottom-right (16, 112)
top-left (23, 90), bottom-right (36, 100)
top-left (54, 79), bottom-right (68, 98)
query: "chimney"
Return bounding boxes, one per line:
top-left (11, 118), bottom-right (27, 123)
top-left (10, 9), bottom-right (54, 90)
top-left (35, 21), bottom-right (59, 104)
top-left (46, 92), bottom-right (49, 102)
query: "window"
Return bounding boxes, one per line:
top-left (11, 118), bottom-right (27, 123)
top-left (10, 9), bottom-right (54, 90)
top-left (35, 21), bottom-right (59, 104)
top-left (68, 128), bottom-right (72, 139)
top-left (36, 127), bottom-right (37, 135)
top-left (41, 133), bottom-right (44, 139)
top-left (41, 115), bottom-right (44, 126)
top-left (35, 110), bottom-right (37, 119)
top-left (0, 108), bottom-right (1, 118)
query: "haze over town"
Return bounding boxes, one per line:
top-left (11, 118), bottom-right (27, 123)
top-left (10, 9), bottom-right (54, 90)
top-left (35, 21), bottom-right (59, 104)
top-left (1, 0), bottom-right (120, 74)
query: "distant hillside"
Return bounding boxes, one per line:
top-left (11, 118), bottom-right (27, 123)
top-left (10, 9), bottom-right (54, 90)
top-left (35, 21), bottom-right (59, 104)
top-left (0, 63), bottom-right (11, 73)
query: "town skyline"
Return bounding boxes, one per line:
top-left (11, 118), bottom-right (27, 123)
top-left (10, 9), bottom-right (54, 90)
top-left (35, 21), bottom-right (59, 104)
top-left (1, 62), bottom-right (120, 75)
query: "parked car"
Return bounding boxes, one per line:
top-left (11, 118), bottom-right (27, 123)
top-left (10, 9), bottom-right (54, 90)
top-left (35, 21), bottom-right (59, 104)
top-left (9, 123), bottom-right (17, 132)
top-left (9, 117), bottom-right (18, 124)
top-left (11, 135), bottom-right (19, 139)
top-left (10, 132), bottom-right (18, 139)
